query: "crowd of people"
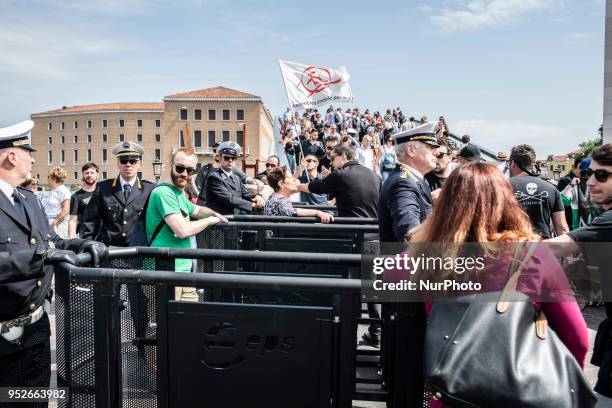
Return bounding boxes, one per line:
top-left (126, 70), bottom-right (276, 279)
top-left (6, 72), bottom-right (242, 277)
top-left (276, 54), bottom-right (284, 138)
top-left (0, 106), bottom-right (611, 406)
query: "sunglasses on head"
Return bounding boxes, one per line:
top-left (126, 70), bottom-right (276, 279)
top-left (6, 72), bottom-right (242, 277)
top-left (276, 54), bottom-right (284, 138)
top-left (585, 167), bottom-right (612, 183)
top-left (119, 158), bottom-right (139, 165)
top-left (173, 164), bottom-right (197, 176)
top-left (222, 155), bottom-right (237, 161)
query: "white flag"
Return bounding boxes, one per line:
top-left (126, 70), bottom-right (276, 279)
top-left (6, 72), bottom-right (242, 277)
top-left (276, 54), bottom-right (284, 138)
top-left (279, 60), bottom-right (354, 111)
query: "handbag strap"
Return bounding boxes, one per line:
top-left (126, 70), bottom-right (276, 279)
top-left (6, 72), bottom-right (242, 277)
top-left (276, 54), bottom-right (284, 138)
top-left (495, 242), bottom-right (548, 339)
top-left (496, 242), bottom-right (538, 313)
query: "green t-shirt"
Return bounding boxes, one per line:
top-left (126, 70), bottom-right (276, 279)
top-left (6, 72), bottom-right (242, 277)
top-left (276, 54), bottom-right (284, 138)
top-left (146, 183), bottom-right (197, 272)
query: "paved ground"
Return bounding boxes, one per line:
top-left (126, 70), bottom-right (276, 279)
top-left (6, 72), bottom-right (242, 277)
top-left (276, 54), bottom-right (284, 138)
top-left (47, 303), bottom-right (612, 407)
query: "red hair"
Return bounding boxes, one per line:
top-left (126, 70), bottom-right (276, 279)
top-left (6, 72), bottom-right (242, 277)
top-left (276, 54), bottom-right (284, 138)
top-left (412, 162), bottom-right (538, 243)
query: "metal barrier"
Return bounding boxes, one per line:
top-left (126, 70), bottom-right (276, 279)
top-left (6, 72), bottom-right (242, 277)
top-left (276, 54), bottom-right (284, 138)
top-left (200, 222), bottom-right (378, 277)
top-left (55, 246), bottom-right (421, 408)
top-left (225, 215), bottom-right (378, 224)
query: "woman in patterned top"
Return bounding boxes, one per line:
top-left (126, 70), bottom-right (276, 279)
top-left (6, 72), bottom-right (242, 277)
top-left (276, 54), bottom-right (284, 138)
top-left (264, 165), bottom-right (333, 223)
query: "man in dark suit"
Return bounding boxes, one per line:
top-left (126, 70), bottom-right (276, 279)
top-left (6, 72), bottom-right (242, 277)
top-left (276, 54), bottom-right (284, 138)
top-left (379, 122), bottom-right (440, 243)
top-left (81, 141), bottom-right (155, 246)
top-left (81, 140), bottom-right (154, 348)
top-left (0, 120), bottom-right (107, 397)
top-left (371, 122), bottom-right (440, 349)
top-left (204, 141), bottom-right (264, 215)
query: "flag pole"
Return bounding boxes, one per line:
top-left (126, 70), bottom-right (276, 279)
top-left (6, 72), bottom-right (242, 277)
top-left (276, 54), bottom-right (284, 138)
top-left (278, 60), bottom-right (306, 169)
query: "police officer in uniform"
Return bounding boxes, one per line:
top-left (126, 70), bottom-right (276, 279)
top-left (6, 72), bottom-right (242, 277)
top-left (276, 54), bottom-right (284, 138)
top-left (205, 141), bottom-right (264, 215)
top-left (378, 122), bottom-right (440, 242)
top-left (375, 122), bottom-right (440, 401)
top-left (0, 120), bottom-right (107, 401)
top-left (81, 141), bottom-right (154, 246)
top-left (81, 141), bottom-right (154, 348)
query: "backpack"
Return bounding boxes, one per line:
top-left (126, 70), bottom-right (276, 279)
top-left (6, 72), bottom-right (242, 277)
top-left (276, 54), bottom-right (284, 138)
top-left (129, 186), bottom-right (165, 247)
top-left (334, 112), bottom-right (342, 127)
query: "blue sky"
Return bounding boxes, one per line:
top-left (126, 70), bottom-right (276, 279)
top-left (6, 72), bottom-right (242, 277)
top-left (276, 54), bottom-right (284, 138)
top-left (0, 0), bottom-right (605, 157)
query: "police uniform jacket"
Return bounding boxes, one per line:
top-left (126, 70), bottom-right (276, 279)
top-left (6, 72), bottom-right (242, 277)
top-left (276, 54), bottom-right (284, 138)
top-left (205, 168), bottom-right (256, 215)
top-left (81, 176), bottom-right (154, 246)
top-left (0, 187), bottom-right (88, 354)
top-left (378, 166), bottom-right (433, 242)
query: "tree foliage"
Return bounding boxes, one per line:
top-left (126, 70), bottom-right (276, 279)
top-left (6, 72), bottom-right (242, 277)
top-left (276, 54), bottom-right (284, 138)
top-left (579, 137), bottom-right (603, 157)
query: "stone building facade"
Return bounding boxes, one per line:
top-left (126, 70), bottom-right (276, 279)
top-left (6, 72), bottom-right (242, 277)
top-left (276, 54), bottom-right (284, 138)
top-left (30, 86), bottom-right (274, 187)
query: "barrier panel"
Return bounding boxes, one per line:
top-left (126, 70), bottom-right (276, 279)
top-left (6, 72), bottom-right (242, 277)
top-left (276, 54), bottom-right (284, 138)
top-left (54, 244), bottom-right (422, 407)
top-left (55, 249), bottom-right (365, 408)
top-left (200, 222), bottom-right (378, 277)
top-left (225, 215), bottom-right (378, 224)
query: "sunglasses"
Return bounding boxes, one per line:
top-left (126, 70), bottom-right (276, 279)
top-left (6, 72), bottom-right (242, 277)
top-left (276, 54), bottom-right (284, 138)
top-left (436, 152), bottom-right (450, 159)
top-left (265, 163), bottom-right (277, 168)
top-left (222, 155), bottom-right (237, 161)
top-left (119, 158), bottom-right (139, 165)
top-left (326, 146), bottom-right (334, 150)
top-left (174, 164), bottom-right (197, 176)
top-left (585, 167), bottom-right (612, 183)
top-left (305, 159), bottom-right (318, 163)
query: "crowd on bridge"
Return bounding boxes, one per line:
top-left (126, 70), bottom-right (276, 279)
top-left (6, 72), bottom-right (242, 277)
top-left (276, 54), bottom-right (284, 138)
top-left (0, 104), bottom-right (611, 406)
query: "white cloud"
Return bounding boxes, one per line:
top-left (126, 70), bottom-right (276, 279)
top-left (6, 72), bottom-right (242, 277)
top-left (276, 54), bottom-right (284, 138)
top-left (430, 0), bottom-right (556, 33)
top-left (416, 5), bottom-right (433, 12)
top-left (566, 32), bottom-right (595, 42)
top-left (453, 119), bottom-right (593, 158)
top-left (0, 22), bottom-right (131, 79)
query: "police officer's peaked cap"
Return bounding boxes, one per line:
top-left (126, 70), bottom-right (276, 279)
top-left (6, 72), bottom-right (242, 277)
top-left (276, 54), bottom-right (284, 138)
top-left (111, 141), bottom-right (144, 157)
top-left (392, 122), bottom-right (439, 147)
top-left (217, 141), bottom-right (242, 156)
top-left (0, 120), bottom-right (35, 151)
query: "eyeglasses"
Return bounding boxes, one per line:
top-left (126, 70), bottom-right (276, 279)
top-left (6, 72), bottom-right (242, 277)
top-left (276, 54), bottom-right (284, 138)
top-left (119, 158), bottom-right (139, 165)
top-left (585, 167), bottom-right (612, 183)
top-left (305, 159), bottom-right (318, 163)
top-left (265, 163), bottom-right (277, 168)
top-left (222, 155), bottom-right (237, 162)
top-left (174, 164), bottom-right (197, 176)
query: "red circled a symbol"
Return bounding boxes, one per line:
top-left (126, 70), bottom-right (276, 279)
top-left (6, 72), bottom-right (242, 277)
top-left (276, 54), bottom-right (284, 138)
top-left (298, 66), bottom-right (342, 97)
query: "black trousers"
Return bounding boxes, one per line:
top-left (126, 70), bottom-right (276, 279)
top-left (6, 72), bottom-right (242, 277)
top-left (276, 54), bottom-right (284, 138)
top-left (0, 315), bottom-right (51, 408)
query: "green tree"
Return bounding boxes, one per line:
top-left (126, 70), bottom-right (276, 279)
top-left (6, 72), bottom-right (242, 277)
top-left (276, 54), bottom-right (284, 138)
top-left (579, 137), bottom-right (603, 157)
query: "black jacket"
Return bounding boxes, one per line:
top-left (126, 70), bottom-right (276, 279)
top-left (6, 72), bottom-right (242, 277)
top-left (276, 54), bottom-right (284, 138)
top-left (205, 168), bottom-right (256, 215)
top-left (378, 166), bottom-right (432, 242)
top-left (0, 187), bottom-right (87, 354)
top-left (308, 161), bottom-right (380, 218)
top-left (81, 176), bottom-right (154, 246)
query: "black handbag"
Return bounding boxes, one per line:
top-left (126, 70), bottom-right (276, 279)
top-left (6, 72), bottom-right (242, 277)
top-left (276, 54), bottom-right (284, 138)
top-left (424, 243), bottom-right (597, 407)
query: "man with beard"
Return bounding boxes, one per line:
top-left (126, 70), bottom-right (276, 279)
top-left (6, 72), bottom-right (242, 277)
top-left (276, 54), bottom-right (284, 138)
top-left (68, 162), bottom-right (99, 238)
top-left (256, 155), bottom-right (280, 184)
top-left (546, 144), bottom-right (612, 397)
top-left (146, 147), bottom-right (226, 300)
top-left (424, 142), bottom-right (452, 192)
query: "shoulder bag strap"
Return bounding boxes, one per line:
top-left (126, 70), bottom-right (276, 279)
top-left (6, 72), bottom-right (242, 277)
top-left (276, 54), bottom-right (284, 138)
top-left (496, 242), bottom-right (538, 313)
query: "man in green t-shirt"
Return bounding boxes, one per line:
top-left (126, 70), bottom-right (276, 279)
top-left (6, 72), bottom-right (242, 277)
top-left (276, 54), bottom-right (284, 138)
top-left (146, 148), bottom-right (227, 301)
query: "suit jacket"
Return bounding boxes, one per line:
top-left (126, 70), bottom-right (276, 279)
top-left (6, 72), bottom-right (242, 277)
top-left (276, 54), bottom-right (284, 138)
top-left (378, 166), bottom-right (433, 242)
top-left (0, 187), bottom-right (86, 354)
top-left (205, 168), bottom-right (256, 215)
top-left (81, 176), bottom-right (154, 246)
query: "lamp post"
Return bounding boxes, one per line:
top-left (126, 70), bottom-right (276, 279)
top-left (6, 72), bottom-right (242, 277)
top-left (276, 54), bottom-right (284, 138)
top-left (152, 158), bottom-right (162, 185)
top-left (238, 122), bottom-right (246, 172)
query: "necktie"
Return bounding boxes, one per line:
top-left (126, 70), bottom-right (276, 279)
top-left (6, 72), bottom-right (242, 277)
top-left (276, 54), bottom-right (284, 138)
top-left (12, 190), bottom-right (27, 223)
top-left (123, 183), bottom-right (132, 201)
